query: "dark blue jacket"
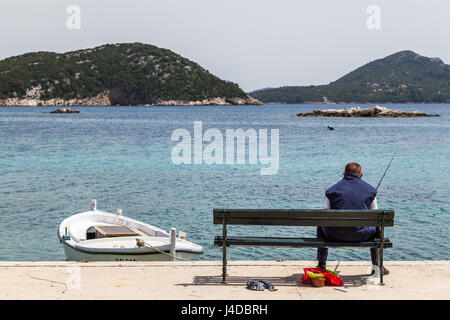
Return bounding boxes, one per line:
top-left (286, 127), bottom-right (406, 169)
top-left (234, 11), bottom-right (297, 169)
top-left (322, 173), bottom-right (377, 239)
top-left (326, 173), bottom-right (377, 210)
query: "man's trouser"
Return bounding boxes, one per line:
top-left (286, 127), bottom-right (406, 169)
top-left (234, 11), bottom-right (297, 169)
top-left (316, 227), bottom-right (378, 265)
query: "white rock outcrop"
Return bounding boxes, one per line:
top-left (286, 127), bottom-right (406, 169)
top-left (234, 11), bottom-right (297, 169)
top-left (0, 92), bottom-right (262, 106)
top-left (296, 105), bottom-right (439, 117)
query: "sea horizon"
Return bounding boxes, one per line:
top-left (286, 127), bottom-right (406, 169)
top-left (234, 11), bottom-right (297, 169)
top-left (1, 102), bottom-right (450, 107)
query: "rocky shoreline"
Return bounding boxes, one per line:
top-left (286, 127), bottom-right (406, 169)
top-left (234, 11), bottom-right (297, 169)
top-left (151, 96), bottom-right (262, 106)
top-left (0, 92), bottom-right (262, 107)
top-left (296, 105), bottom-right (440, 117)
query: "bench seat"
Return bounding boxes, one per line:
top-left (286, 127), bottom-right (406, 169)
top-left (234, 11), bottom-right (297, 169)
top-left (214, 236), bottom-right (392, 248)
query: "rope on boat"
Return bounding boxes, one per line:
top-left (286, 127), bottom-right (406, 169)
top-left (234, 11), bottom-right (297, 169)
top-left (135, 238), bottom-right (191, 261)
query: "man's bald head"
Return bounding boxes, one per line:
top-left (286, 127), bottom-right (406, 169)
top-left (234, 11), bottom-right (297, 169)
top-left (344, 162), bottom-right (362, 177)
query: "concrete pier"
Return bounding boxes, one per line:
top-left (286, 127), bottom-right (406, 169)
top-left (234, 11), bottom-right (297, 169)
top-left (0, 261), bottom-right (448, 300)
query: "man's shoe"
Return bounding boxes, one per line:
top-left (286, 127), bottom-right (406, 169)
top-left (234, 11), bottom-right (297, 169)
top-left (316, 263), bottom-right (326, 270)
top-left (370, 265), bottom-right (389, 276)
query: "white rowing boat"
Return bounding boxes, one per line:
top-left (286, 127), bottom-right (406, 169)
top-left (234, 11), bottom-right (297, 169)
top-left (58, 200), bottom-right (203, 261)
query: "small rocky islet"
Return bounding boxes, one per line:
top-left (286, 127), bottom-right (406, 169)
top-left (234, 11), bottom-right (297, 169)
top-left (296, 105), bottom-right (440, 117)
top-left (42, 107), bottom-right (80, 114)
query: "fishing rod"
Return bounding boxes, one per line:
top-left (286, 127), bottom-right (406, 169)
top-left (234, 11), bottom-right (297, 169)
top-left (376, 152), bottom-right (396, 190)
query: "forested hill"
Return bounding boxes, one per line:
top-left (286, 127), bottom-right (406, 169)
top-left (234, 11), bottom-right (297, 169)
top-left (250, 50), bottom-right (450, 103)
top-left (0, 42), bottom-right (260, 106)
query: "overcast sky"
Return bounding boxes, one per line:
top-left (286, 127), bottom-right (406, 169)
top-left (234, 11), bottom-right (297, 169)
top-left (1, 0), bottom-right (449, 92)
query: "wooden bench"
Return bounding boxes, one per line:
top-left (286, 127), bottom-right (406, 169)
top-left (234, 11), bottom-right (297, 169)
top-left (213, 209), bottom-right (394, 285)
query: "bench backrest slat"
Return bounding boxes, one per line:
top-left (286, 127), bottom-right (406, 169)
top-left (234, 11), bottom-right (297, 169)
top-left (213, 209), bottom-right (394, 227)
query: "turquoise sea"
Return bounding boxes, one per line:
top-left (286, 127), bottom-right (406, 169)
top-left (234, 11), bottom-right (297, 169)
top-left (0, 104), bottom-right (449, 261)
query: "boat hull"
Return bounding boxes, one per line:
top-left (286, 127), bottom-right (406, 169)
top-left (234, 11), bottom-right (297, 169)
top-left (61, 241), bottom-right (201, 262)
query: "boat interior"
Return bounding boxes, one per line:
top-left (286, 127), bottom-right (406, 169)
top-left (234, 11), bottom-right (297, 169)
top-left (63, 210), bottom-right (169, 243)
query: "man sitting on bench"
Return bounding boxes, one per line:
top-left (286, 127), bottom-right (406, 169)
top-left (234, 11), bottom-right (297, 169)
top-left (317, 162), bottom-right (389, 276)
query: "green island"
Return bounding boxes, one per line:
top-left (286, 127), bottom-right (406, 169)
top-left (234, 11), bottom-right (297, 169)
top-left (0, 42), bottom-right (261, 106)
top-left (250, 50), bottom-right (450, 104)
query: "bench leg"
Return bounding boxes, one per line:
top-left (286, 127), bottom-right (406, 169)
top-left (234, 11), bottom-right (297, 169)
top-left (222, 244), bottom-right (227, 283)
top-left (379, 224), bottom-right (385, 286)
top-left (222, 219), bottom-right (227, 283)
top-left (380, 247), bottom-right (384, 285)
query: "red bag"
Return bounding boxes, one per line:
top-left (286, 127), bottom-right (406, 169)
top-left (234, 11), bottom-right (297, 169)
top-left (301, 267), bottom-right (344, 286)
